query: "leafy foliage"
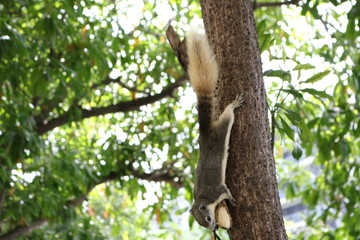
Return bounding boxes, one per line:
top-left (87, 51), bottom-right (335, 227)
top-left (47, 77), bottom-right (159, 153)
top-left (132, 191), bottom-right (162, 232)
top-left (257, 0), bottom-right (360, 238)
top-left (0, 0), bottom-right (201, 239)
top-left (0, 0), bottom-right (359, 239)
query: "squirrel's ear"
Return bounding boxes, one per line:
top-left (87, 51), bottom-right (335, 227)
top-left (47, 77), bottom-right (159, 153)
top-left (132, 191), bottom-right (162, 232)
top-left (189, 209), bottom-right (193, 215)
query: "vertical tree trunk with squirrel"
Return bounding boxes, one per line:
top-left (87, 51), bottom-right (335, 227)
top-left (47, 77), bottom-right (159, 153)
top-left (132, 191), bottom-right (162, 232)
top-left (199, 0), bottom-right (288, 239)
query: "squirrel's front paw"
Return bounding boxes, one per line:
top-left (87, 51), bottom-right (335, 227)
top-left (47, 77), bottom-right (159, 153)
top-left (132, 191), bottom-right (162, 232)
top-left (232, 94), bottom-right (243, 109)
top-left (228, 198), bottom-right (236, 207)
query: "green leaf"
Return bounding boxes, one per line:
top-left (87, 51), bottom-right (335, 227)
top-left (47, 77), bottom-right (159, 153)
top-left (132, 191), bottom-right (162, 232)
top-left (279, 116), bottom-right (295, 140)
top-left (304, 70), bottom-right (331, 84)
top-left (283, 108), bottom-right (302, 124)
top-left (256, 19), bottom-right (267, 33)
top-left (345, 19), bottom-right (356, 41)
top-left (300, 88), bottom-right (334, 100)
top-left (281, 44), bottom-right (286, 62)
top-left (309, 2), bottom-right (320, 19)
top-left (299, 121), bottom-right (312, 142)
top-left (282, 89), bottom-right (304, 99)
top-left (293, 63), bottom-right (315, 71)
top-left (259, 33), bottom-right (275, 53)
top-left (188, 214), bottom-right (195, 229)
top-left (306, 212), bottom-right (317, 226)
top-left (264, 70), bottom-right (291, 82)
top-left (285, 183), bottom-right (296, 198)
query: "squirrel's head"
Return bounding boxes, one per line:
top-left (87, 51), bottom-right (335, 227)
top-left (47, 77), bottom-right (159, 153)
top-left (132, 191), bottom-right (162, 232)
top-left (190, 202), bottom-right (217, 230)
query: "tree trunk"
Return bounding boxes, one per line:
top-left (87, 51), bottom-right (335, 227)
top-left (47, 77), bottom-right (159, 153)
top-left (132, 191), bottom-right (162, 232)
top-left (199, 0), bottom-right (288, 239)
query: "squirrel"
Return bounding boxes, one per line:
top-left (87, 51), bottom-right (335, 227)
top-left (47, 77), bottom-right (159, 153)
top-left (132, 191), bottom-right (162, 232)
top-left (187, 32), bottom-right (243, 231)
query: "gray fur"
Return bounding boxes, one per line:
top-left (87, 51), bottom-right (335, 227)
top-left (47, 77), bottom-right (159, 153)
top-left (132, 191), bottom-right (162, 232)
top-left (186, 32), bottom-right (242, 231)
top-left (190, 96), bottom-right (242, 231)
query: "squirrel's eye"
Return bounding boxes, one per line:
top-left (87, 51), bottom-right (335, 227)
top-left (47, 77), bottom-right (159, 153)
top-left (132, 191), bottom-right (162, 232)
top-left (199, 205), bottom-right (206, 211)
top-left (205, 216), bottom-right (212, 222)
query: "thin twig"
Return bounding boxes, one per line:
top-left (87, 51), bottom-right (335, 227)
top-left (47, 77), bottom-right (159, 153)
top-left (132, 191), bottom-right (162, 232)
top-left (253, 0), bottom-right (301, 9)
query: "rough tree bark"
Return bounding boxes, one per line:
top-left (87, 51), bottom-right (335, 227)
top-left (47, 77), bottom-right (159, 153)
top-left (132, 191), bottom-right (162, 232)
top-left (199, 0), bottom-right (288, 239)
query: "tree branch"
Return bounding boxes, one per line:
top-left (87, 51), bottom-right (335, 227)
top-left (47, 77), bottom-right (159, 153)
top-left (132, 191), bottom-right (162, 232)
top-left (253, 0), bottom-right (301, 9)
top-left (90, 76), bottom-right (121, 90)
top-left (0, 188), bottom-right (6, 212)
top-left (0, 10), bottom-right (24, 16)
top-left (129, 168), bottom-right (184, 189)
top-left (35, 76), bottom-right (187, 135)
top-left (0, 219), bottom-right (47, 240)
top-left (166, 25), bottom-right (189, 73)
top-left (0, 166), bottom-right (184, 239)
top-left (90, 76), bottom-right (147, 94)
top-left (116, 79), bottom-right (148, 94)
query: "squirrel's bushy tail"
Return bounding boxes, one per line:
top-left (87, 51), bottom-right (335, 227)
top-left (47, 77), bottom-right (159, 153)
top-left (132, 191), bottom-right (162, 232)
top-left (187, 32), bottom-right (218, 103)
top-left (187, 32), bottom-right (218, 133)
